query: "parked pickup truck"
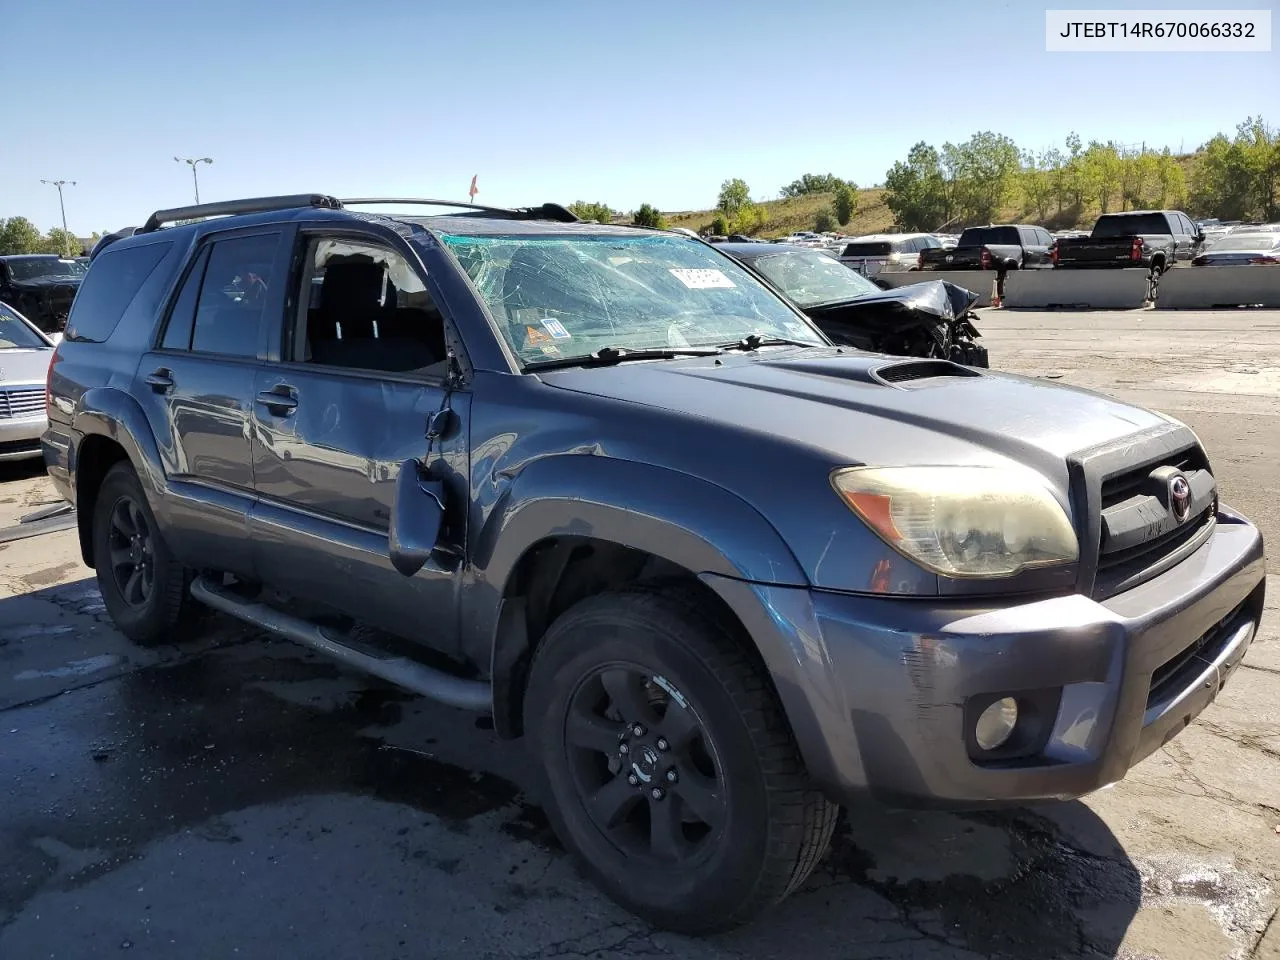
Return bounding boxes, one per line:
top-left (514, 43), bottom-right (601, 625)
top-left (918, 224), bottom-right (1056, 271)
top-left (1053, 210), bottom-right (1205, 273)
top-left (46, 193), bottom-right (1266, 935)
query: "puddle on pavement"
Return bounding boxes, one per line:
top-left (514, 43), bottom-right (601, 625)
top-left (13, 653), bottom-right (122, 682)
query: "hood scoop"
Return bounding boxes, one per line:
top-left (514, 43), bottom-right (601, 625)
top-left (872, 359), bottom-right (982, 386)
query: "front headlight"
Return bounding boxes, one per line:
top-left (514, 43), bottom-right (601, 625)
top-left (831, 465), bottom-right (1078, 578)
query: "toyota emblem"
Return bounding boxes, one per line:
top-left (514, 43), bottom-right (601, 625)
top-left (1169, 474), bottom-right (1191, 522)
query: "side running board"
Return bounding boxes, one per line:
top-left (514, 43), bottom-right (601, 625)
top-left (190, 575), bottom-right (492, 712)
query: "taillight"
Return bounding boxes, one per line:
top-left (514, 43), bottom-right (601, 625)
top-left (917, 251), bottom-right (924, 269)
top-left (1249, 256), bottom-right (1279, 264)
top-left (980, 249), bottom-right (993, 270)
top-left (1050, 244), bottom-right (1059, 266)
top-left (1130, 238), bottom-right (1142, 261)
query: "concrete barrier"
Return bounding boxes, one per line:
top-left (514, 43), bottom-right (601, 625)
top-left (1004, 268), bottom-right (1150, 309)
top-left (1155, 265), bottom-right (1280, 309)
top-left (876, 270), bottom-right (997, 307)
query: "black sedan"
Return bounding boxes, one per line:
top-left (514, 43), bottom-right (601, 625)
top-left (716, 243), bottom-right (988, 366)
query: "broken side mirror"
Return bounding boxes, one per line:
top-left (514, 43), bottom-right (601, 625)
top-left (389, 458), bottom-right (444, 577)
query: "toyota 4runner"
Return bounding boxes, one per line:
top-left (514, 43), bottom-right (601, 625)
top-left (43, 194), bottom-right (1266, 934)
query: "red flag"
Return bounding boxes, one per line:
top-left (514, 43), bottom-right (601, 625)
top-left (468, 175), bottom-right (478, 200)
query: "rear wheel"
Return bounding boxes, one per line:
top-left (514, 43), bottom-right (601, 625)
top-left (1148, 261), bottom-right (1164, 302)
top-left (524, 587), bottom-right (838, 934)
top-left (92, 462), bottom-right (196, 645)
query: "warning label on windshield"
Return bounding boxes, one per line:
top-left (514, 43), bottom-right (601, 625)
top-left (669, 268), bottom-right (735, 289)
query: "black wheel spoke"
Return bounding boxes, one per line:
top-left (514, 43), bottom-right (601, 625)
top-left (566, 703), bottom-right (625, 755)
top-left (648, 794), bottom-right (688, 861)
top-left (123, 567), bottom-right (144, 605)
top-left (600, 669), bottom-right (656, 725)
top-left (140, 564), bottom-right (154, 600)
top-left (587, 772), bottom-right (641, 829)
top-left (130, 501), bottom-right (147, 539)
top-left (109, 545), bottom-right (132, 571)
top-left (673, 771), bottom-right (725, 829)
top-left (657, 701), bottom-right (701, 752)
top-left (111, 501), bottom-right (135, 538)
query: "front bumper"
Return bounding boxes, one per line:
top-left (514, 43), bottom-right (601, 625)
top-left (707, 506), bottom-right (1265, 808)
top-left (0, 412), bottom-right (48, 462)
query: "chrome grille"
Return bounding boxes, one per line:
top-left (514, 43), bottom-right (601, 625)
top-left (0, 387), bottom-right (45, 419)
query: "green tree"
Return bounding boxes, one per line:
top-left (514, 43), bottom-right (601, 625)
top-left (884, 142), bottom-right (949, 231)
top-left (944, 131), bottom-right (1021, 224)
top-left (716, 178), bottom-right (751, 218)
top-left (780, 173), bottom-right (851, 198)
top-left (41, 228), bottom-right (81, 256)
top-left (833, 184), bottom-right (857, 226)
top-left (1021, 150), bottom-right (1054, 220)
top-left (1119, 149), bottom-right (1159, 210)
top-left (1063, 132), bottom-right (1087, 208)
top-left (632, 203), bottom-right (666, 229)
top-left (710, 214), bottom-right (729, 235)
top-left (1042, 146), bottom-right (1067, 213)
top-left (1082, 142), bottom-right (1124, 213)
top-left (731, 204), bottom-right (766, 235)
top-left (567, 201), bottom-right (614, 224)
top-left (813, 210), bottom-right (835, 233)
top-left (1154, 149), bottom-right (1187, 208)
top-left (0, 217), bottom-right (44, 255)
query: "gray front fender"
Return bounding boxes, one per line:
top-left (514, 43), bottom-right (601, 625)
top-left (463, 454), bottom-right (809, 728)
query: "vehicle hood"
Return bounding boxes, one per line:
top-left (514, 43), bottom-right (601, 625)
top-left (808, 279), bottom-right (978, 321)
top-left (536, 348), bottom-right (1171, 487)
top-left (7, 275), bottom-right (82, 290)
top-left (0, 347), bottom-right (54, 384)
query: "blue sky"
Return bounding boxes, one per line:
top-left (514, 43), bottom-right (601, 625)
top-left (1, 0), bottom-right (1275, 235)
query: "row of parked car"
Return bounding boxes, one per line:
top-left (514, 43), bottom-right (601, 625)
top-left (819, 211), bottom-right (1280, 279)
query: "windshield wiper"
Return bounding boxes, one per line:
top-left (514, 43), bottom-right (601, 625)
top-left (719, 333), bottom-right (822, 352)
top-left (526, 345), bottom-right (722, 370)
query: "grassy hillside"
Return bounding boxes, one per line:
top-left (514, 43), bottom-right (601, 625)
top-left (661, 154), bottom-right (1203, 239)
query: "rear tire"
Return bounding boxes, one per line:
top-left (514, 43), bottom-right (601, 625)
top-left (91, 462), bottom-right (196, 645)
top-left (524, 587), bottom-right (838, 934)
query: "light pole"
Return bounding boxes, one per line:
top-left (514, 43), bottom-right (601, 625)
top-left (39, 179), bottom-right (76, 256)
top-left (174, 156), bottom-right (213, 204)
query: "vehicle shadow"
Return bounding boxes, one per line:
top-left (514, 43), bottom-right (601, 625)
top-left (0, 578), bottom-right (1141, 959)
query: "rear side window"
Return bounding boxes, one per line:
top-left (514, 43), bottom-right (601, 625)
top-left (160, 247), bottom-right (211, 351)
top-left (190, 234), bottom-right (280, 357)
top-left (1093, 214), bottom-right (1169, 237)
top-left (843, 242), bottom-right (891, 256)
top-left (65, 242), bottom-right (173, 343)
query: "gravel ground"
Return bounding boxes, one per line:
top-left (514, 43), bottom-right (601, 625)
top-left (1, 307), bottom-right (1278, 960)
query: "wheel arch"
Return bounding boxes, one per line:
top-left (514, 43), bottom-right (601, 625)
top-left (70, 387), bottom-right (168, 567)
top-left (468, 455), bottom-right (808, 738)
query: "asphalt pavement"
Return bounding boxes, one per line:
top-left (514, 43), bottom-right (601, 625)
top-left (1, 307), bottom-right (1278, 960)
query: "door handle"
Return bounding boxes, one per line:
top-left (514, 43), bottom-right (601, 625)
top-left (145, 369), bottom-right (174, 392)
top-left (255, 387), bottom-right (298, 415)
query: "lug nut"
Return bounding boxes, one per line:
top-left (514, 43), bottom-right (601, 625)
top-left (655, 737), bottom-right (669, 752)
top-left (627, 773), bottom-right (640, 787)
top-left (665, 768), bottom-right (678, 784)
top-left (631, 723), bottom-right (646, 737)
top-left (618, 742), bottom-right (629, 756)
top-left (650, 787), bottom-right (665, 801)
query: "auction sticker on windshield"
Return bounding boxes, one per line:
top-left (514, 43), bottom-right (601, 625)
top-left (670, 268), bottom-right (735, 289)
top-left (541, 318), bottom-right (572, 339)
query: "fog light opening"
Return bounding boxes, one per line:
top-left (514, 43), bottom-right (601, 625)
top-left (975, 697), bottom-right (1019, 751)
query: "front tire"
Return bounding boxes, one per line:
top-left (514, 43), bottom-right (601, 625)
top-left (524, 587), bottom-right (838, 934)
top-left (91, 462), bottom-right (195, 645)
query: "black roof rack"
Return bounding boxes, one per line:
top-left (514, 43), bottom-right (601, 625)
top-left (339, 198), bottom-right (580, 223)
top-left (140, 194), bottom-right (343, 233)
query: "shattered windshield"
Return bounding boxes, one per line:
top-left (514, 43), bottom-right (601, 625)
top-left (6, 257), bottom-right (88, 281)
top-left (438, 232), bottom-right (825, 365)
top-left (747, 249), bottom-right (882, 307)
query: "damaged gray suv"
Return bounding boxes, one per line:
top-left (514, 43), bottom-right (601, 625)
top-left (44, 194), bottom-right (1266, 934)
